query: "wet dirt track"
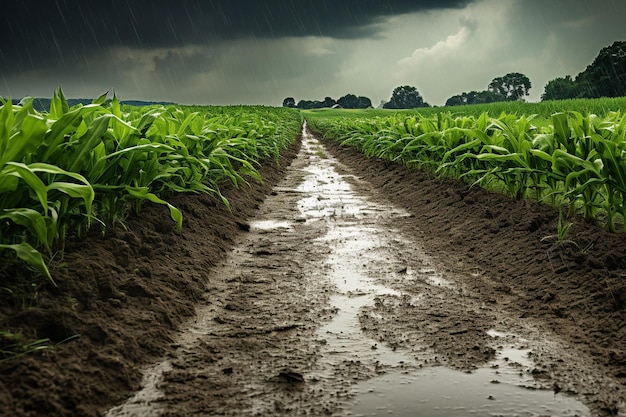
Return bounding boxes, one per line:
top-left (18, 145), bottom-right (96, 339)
top-left (104, 124), bottom-right (624, 417)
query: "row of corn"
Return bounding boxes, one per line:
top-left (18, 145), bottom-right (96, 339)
top-left (0, 89), bottom-right (302, 281)
top-left (307, 110), bottom-right (626, 232)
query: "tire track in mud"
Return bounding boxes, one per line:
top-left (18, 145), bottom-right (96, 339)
top-left (106, 124), bottom-right (601, 416)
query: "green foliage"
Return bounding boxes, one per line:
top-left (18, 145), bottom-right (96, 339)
top-left (576, 41), bottom-right (626, 98)
top-left (337, 94), bottom-right (372, 109)
top-left (303, 96), bottom-right (626, 124)
top-left (384, 86), bottom-right (429, 109)
top-left (0, 90), bottom-right (302, 282)
top-left (293, 94), bottom-right (369, 109)
top-left (445, 90), bottom-right (506, 107)
top-left (307, 101), bottom-right (626, 232)
top-left (487, 72), bottom-right (532, 101)
top-left (542, 41), bottom-right (626, 101)
top-left (445, 73), bottom-right (530, 106)
top-left (541, 76), bottom-right (581, 101)
top-left (282, 97), bottom-right (296, 108)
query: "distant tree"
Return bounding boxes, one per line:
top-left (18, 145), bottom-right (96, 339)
top-left (488, 72), bottom-right (532, 101)
top-left (383, 86), bottom-right (429, 109)
top-left (445, 94), bottom-right (465, 107)
top-left (337, 94), bottom-right (358, 108)
top-left (356, 96), bottom-right (372, 108)
top-left (296, 100), bottom-right (314, 109)
top-left (294, 97), bottom-right (339, 109)
top-left (475, 90), bottom-right (507, 103)
top-left (445, 90), bottom-right (506, 106)
top-left (575, 41), bottom-right (626, 98)
top-left (539, 41), bottom-right (626, 101)
top-left (293, 94), bottom-right (369, 109)
top-left (541, 76), bottom-right (581, 101)
top-left (336, 94), bottom-right (371, 109)
top-left (322, 96), bottom-right (337, 108)
top-left (282, 97), bottom-right (296, 108)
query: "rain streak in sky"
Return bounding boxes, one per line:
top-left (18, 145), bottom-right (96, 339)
top-left (1, 0), bottom-right (624, 106)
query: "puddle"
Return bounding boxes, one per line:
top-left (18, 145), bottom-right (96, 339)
top-left (250, 220), bottom-right (293, 230)
top-left (348, 365), bottom-right (589, 417)
top-left (346, 328), bottom-right (589, 416)
top-left (295, 127), bottom-right (419, 369)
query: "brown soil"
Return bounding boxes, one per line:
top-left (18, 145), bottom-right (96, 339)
top-left (1, 124), bottom-right (626, 416)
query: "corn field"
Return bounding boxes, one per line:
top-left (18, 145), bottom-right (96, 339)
top-left (0, 89), bottom-right (302, 281)
top-left (307, 108), bottom-right (626, 232)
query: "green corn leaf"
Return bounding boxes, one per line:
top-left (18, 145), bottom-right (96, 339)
top-left (125, 186), bottom-right (182, 232)
top-left (0, 242), bottom-right (53, 284)
top-left (28, 162), bottom-right (95, 215)
top-left (0, 113), bottom-right (48, 167)
top-left (47, 182), bottom-right (95, 216)
top-left (176, 112), bottom-right (200, 137)
top-left (437, 139), bottom-right (479, 163)
top-left (41, 104), bottom-right (102, 161)
top-left (49, 88), bottom-right (70, 119)
top-left (111, 93), bottom-right (122, 118)
top-left (552, 113), bottom-right (572, 148)
top-left (91, 90), bottom-right (109, 105)
top-left (0, 99), bottom-right (15, 159)
top-left (2, 162), bottom-right (48, 211)
top-left (0, 208), bottom-right (52, 252)
top-left (66, 114), bottom-right (113, 172)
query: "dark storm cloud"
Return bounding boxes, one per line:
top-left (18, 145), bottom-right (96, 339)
top-left (0, 0), bottom-right (473, 70)
top-left (2, 0), bottom-right (624, 106)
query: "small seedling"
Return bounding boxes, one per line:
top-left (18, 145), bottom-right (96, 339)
top-left (0, 331), bottom-right (50, 362)
top-left (541, 210), bottom-right (585, 270)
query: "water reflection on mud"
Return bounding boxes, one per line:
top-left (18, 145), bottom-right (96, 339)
top-left (298, 124), bottom-right (589, 417)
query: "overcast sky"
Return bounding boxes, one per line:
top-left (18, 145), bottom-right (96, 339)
top-left (1, 0), bottom-right (624, 106)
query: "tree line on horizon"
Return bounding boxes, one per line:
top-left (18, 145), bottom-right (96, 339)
top-left (541, 41), bottom-right (625, 101)
top-left (284, 41), bottom-right (626, 110)
top-left (283, 94), bottom-right (373, 110)
top-left (283, 86), bottom-right (430, 110)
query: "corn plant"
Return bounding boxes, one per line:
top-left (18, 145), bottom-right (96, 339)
top-left (308, 105), bottom-right (626, 232)
top-left (0, 90), bottom-right (302, 282)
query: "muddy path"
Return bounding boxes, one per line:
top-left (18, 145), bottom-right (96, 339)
top-left (104, 124), bottom-right (622, 416)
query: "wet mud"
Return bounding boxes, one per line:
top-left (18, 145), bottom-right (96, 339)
top-left (3, 123), bottom-right (626, 416)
